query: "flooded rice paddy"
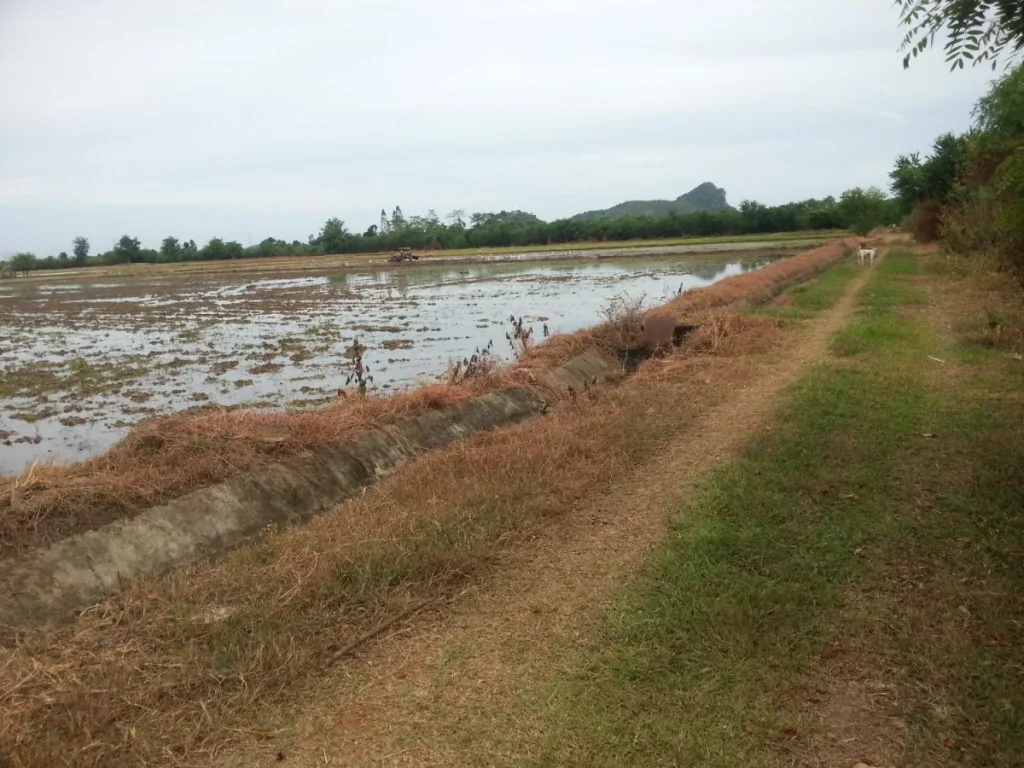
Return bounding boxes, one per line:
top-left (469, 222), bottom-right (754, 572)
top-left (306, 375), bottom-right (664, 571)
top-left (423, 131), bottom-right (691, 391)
top-left (0, 245), bottom-right (793, 474)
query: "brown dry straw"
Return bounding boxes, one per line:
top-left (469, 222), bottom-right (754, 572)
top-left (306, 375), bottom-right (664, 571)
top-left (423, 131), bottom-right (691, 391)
top-left (0, 238), bottom-right (854, 557)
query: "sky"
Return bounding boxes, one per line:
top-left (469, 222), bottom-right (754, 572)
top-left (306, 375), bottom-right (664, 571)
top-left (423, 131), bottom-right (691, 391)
top-left (0, 0), bottom-right (1002, 256)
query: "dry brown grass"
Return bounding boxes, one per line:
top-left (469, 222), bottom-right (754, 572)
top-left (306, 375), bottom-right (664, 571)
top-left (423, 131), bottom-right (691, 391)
top-left (0, 247), bottom-right (863, 767)
top-left (0, 376), bottom-right (521, 557)
top-left (0, 243), bottom-right (848, 558)
top-left (0, 317), bottom-right (792, 768)
top-left (684, 313), bottom-right (785, 356)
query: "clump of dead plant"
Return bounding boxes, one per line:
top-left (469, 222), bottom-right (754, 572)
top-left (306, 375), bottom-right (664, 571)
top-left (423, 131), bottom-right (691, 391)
top-left (343, 337), bottom-right (374, 395)
top-left (445, 341), bottom-right (500, 384)
top-left (599, 293), bottom-right (647, 350)
top-left (506, 315), bottom-right (534, 359)
top-left (685, 313), bottom-right (783, 356)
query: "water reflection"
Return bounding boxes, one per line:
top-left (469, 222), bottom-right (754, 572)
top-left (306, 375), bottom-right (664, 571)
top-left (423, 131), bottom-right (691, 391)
top-left (0, 252), bottom-right (785, 473)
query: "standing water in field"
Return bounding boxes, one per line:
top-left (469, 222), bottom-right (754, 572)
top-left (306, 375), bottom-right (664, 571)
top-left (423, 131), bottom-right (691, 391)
top-left (0, 249), bottom-right (787, 473)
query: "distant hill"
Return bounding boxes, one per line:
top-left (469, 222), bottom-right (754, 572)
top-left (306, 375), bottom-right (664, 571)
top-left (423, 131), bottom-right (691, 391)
top-left (570, 182), bottom-right (733, 221)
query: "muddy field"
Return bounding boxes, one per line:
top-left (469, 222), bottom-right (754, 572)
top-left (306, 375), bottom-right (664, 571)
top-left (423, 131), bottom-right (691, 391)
top-left (0, 246), bottom-right (792, 474)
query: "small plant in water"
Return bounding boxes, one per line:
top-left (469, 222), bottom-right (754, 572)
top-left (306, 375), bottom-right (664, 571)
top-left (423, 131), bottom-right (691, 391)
top-left (445, 340), bottom-right (498, 384)
top-left (344, 338), bottom-right (374, 395)
top-left (505, 315), bottom-right (533, 360)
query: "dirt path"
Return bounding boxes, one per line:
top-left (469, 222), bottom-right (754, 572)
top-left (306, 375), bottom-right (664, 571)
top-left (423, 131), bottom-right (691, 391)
top-left (232, 257), bottom-right (877, 767)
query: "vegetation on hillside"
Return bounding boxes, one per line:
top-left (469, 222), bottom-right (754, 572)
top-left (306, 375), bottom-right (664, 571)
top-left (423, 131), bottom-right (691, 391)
top-left (570, 181), bottom-right (733, 221)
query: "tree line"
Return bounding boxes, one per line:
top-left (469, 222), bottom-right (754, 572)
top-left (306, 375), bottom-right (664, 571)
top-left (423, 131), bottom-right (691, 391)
top-left (3, 0), bottom-right (1021, 277)
top-left (1, 190), bottom-right (900, 274)
top-left (918, 60), bottom-right (1024, 274)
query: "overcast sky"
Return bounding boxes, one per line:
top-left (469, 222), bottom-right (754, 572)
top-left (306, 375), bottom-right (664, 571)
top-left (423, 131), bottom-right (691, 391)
top-left (0, 0), bottom-right (999, 255)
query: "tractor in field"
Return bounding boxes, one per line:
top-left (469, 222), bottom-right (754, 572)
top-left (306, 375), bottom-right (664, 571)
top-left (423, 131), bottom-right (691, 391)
top-left (387, 247), bottom-right (420, 263)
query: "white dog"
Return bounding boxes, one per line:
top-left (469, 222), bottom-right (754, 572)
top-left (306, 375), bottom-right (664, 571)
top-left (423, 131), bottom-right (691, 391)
top-left (857, 246), bottom-right (876, 266)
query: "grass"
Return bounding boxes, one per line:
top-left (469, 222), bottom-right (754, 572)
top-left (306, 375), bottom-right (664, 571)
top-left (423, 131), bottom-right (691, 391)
top-left (0, 248), bottom-right (870, 767)
top-left (0, 308), bottom-right (792, 767)
top-left (650, 237), bottom-right (856, 323)
top-left (522, 248), bottom-right (1024, 766)
top-left (756, 261), bottom-right (861, 319)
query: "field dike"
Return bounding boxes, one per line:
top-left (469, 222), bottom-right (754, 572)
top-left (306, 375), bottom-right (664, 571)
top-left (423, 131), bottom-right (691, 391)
top-left (0, 238), bottom-right (857, 630)
top-left (0, 363), bottom-right (619, 628)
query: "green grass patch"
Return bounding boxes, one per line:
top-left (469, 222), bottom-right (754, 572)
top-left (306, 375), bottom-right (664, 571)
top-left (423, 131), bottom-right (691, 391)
top-left (757, 260), bottom-right (860, 320)
top-left (830, 251), bottom-right (929, 358)
top-left (521, 248), bottom-right (1024, 767)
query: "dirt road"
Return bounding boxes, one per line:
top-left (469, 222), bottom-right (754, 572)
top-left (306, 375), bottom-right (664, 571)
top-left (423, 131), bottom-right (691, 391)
top-left (228, 255), bottom-right (879, 767)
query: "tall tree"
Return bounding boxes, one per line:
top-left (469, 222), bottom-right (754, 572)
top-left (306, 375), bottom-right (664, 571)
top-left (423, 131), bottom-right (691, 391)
top-left (200, 238), bottom-right (244, 261)
top-left (836, 187), bottom-right (894, 235)
top-left (160, 236), bottom-right (182, 261)
top-left (379, 208), bottom-right (390, 234)
top-left (973, 62), bottom-right (1024, 138)
top-left (112, 235), bottom-right (142, 264)
top-left (897, 0), bottom-right (1024, 70)
top-left (72, 236), bottom-right (90, 264)
top-left (311, 218), bottom-right (350, 254)
top-left (890, 152), bottom-right (927, 210)
top-left (921, 132), bottom-right (971, 202)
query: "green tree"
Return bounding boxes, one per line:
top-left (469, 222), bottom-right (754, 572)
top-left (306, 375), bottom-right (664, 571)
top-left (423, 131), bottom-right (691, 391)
top-left (943, 63), bottom-right (1024, 269)
top-left (889, 152), bottom-right (926, 211)
top-left (72, 236), bottom-right (89, 263)
top-left (200, 238), bottom-right (244, 261)
top-left (312, 217), bottom-right (350, 254)
top-left (973, 62), bottom-right (1024, 139)
top-left (9, 252), bottom-right (38, 274)
top-left (111, 235), bottom-right (142, 264)
top-left (160, 236), bottom-right (182, 261)
top-left (890, 134), bottom-right (971, 214)
top-left (837, 187), bottom-right (894, 235)
top-left (897, 0), bottom-right (1024, 70)
top-left (391, 206), bottom-right (406, 229)
top-left (923, 133), bottom-right (971, 202)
